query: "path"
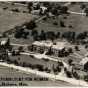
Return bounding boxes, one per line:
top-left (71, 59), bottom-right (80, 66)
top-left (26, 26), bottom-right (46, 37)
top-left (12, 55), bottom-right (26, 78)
top-left (68, 10), bottom-right (86, 15)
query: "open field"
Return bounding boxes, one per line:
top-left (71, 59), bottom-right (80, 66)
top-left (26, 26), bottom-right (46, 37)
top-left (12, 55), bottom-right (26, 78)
top-left (35, 13), bottom-right (88, 33)
top-left (33, 3), bottom-right (88, 33)
top-left (0, 2), bottom-right (28, 13)
top-left (0, 6), bottom-right (32, 33)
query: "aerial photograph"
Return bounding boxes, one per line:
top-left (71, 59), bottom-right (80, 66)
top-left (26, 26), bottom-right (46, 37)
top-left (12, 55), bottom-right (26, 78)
top-left (0, 1), bottom-right (88, 86)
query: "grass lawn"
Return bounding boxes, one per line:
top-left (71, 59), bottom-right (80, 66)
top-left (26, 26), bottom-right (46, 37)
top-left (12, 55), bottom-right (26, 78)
top-left (9, 54), bottom-right (58, 70)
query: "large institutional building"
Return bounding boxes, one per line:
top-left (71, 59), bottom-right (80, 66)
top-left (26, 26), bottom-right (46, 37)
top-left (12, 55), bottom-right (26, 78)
top-left (31, 40), bottom-right (71, 57)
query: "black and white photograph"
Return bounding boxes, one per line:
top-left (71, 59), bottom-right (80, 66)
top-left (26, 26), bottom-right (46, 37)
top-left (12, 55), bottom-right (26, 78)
top-left (0, 1), bottom-right (88, 87)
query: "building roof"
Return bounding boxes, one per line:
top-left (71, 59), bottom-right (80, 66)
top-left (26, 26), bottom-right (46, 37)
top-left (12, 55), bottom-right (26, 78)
top-left (40, 6), bottom-right (47, 13)
top-left (80, 57), bottom-right (88, 65)
top-left (0, 38), bottom-right (8, 45)
top-left (33, 40), bottom-right (53, 47)
top-left (1, 40), bottom-right (7, 45)
top-left (52, 42), bottom-right (66, 50)
top-left (33, 40), bottom-right (67, 50)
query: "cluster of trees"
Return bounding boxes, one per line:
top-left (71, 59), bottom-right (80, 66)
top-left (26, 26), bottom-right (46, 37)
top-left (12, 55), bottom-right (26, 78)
top-left (11, 8), bottom-right (20, 12)
top-left (63, 59), bottom-right (80, 79)
top-left (31, 30), bottom-right (61, 41)
top-left (31, 29), bottom-right (88, 45)
top-left (27, 2), bottom-right (69, 15)
top-left (84, 62), bottom-right (88, 71)
top-left (52, 61), bottom-right (64, 74)
top-left (76, 31), bottom-right (88, 40)
top-left (14, 20), bottom-right (37, 39)
top-left (62, 31), bottom-right (76, 41)
top-left (0, 49), bottom-right (8, 61)
top-left (11, 46), bottom-right (24, 56)
top-left (58, 48), bottom-right (73, 57)
top-left (80, 4), bottom-right (86, 10)
top-left (27, 2), bottom-right (33, 13)
top-left (84, 75), bottom-right (88, 82)
top-left (25, 20), bottom-right (37, 30)
top-left (46, 2), bottom-right (69, 15)
top-left (14, 26), bottom-right (29, 39)
top-left (43, 5), bottom-right (68, 16)
top-left (64, 67), bottom-right (80, 79)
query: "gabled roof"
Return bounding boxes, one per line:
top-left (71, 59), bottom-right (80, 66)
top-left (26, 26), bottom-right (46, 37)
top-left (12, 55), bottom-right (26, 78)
top-left (80, 56), bottom-right (88, 65)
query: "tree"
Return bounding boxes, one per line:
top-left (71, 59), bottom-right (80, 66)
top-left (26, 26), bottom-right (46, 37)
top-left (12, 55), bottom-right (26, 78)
top-left (40, 30), bottom-right (46, 40)
top-left (26, 20), bottom-right (36, 29)
top-left (58, 61), bottom-right (64, 67)
top-left (77, 32), bottom-right (87, 40)
top-left (28, 45), bottom-right (33, 52)
top-left (14, 27), bottom-right (24, 38)
top-left (11, 8), bottom-right (20, 12)
top-left (84, 75), bottom-right (88, 82)
top-left (68, 59), bottom-right (73, 66)
top-left (16, 51), bottom-right (20, 55)
top-left (64, 67), bottom-right (72, 78)
top-left (84, 62), bottom-right (88, 71)
top-left (56, 32), bottom-right (60, 38)
top-left (18, 46), bottom-right (23, 52)
top-left (56, 66), bottom-right (61, 72)
top-left (14, 60), bottom-right (19, 65)
top-left (45, 47), bottom-right (53, 55)
top-left (60, 20), bottom-right (65, 27)
top-left (2, 33), bottom-right (7, 37)
top-left (72, 71), bottom-right (80, 79)
top-left (33, 3), bottom-right (40, 10)
top-left (83, 31), bottom-right (88, 37)
top-left (22, 62), bottom-right (28, 67)
top-left (44, 67), bottom-right (50, 73)
top-left (35, 64), bottom-right (44, 71)
top-left (39, 8), bottom-right (43, 15)
top-left (51, 8), bottom-right (59, 16)
top-left (84, 8), bottom-right (88, 16)
top-left (46, 31), bottom-right (55, 41)
top-left (68, 48), bottom-right (73, 53)
top-left (53, 21), bottom-right (58, 25)
top-left (27, 2), bottom-right (33, 13)
top-left (80, 4), bottom-right (86, 10)
top-left (31, 29), bottom-right (38, 36)
top-left (33, 35), bottom-right (39, 41)
top-left (60, 6), bottom-right (68, 14)
top-left (12, 50), bottom-right (16, 56)
top-left (18, 57), bottom-right (20, 61)
top-left (5, 38), bottom-right (10, 49)
top-left (22, 32), bottom-right (29, 39)
top-left (85, 45), bottom-right (88, 49)
top-left (43, 2), bottom-right (50, 7)
top-left (75, 46), bottom-right (80, 51)
top-left (72, 32), bottom-right (76, 40)
top-left (71, 2), bottom-right (76, 5)
top-left (8, 45), bottom-right (13, 51)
